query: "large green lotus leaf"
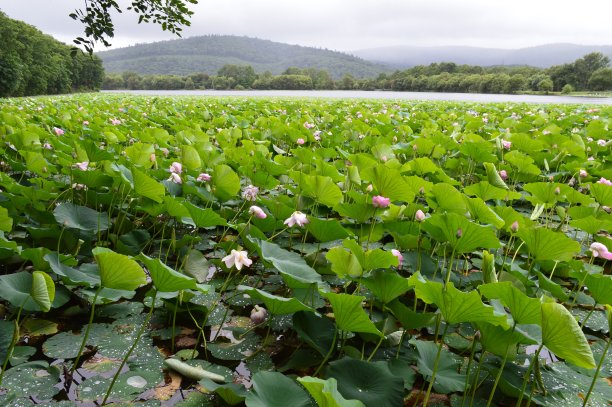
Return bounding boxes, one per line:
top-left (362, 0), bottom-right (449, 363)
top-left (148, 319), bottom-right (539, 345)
top-left (408, 273), bottom-right (507, 327)
top-left (181, 144), bottom-right (202, 170)
top-left (1, 362), bottom-right (61, 400)
top-left (475, 322), bottom-right (533, 358)
top-left (124, 142), bottom-right (155, 166)
top-left (53, 202), bottom-right (109, 232)
top-left (323, 292), bottom-right (382, 336)
top-left (77, 370), bottom-right (163, 402)
top-left (93, 247), bottom-right (146, 291)
top-left (505, 150), bottom-right (540, 176)
top-left (483, 162), bottom-right (509, 189)
top-left (238, 286), bottom-right (314, 315)
top-left (20, 150), bottom-right (54, 176)
top-left (182, 249), bottom-right (211, 283)
top-left (182, 202), bottom-right (228, 228)
top-left (536, 271), bottom-right (569, 301)
top-left (590, 182), bottom-right (612, 206)
top-left (326, 358), bottom-right (404, 407)
top-left (0, 271), bottom-right (69, 311)
top-left (132, 167), bottom-right (165, 203)
top-left (523, 182), bottom-right (565, 206)
top-left (334, 202), bottom-right (373, 223)
top-left (0, 320), bottom-right (15, 362)
top-left (422, 212), bottom-right (500, 253)
top-left (293, 311), bottom-right (337, 356)
top-left (386, 299), bottom-right (435, 329)
top-left (138, 254), bottom-right (200, 292)
top-left (291, 171), bottom-right (343, 208)
top-left (245, 371), bottom-right (314, 407)
top-left (200, 378), bottom-right (248, 405)
top-left (464, 197), bottom-right (505, 228)
top-left (258, 240), bottom-right (322, 288)
top-left (584, 273), bottom-right (612, 305)
top-left (164, 196), bottom-right (191, 220)
top-left (361, 165), bottom-right (415, 202)
top-left (340, 239), bottom-right (398, 271)
top-left (207, 333), bottom-right (261, 361)
top-left (541, 302), bottom-right (596, 369)
top-left (478, 282), bottom-right (541, 325)
top-left (298, 377), bottom-right (366, 407)
top-left (517, 227), bottom-right (580, 262)
top-left (570, 215), bottom-right (612, 235)
top-left (44, 252), bottom-right (100, 287)
top-left (30, 271), bottom-right (55, 312)
top-left (426, 183), bottom-right (466, 214)
top-left (306, 218), bottom-right (350, 243)
top-left (212, 164), bottom-right (240, 201)
top-left (0, 206), bottom-right (13, 232)
top-left (464, 181), bottom-right (521, 201)
top-left (414, 340), bottom-right (465, 394)
top-left (362, 269), bottom-right (411, 304)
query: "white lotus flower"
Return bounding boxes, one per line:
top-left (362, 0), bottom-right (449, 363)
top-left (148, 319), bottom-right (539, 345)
top-left (222, 249), bottom-right (253, 270)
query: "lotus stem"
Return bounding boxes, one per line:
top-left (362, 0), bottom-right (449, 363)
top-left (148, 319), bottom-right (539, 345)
top-left (0, 301), bottom-right (26, 386)
top-left (516, 343), bottom-right (543, 406)
top-left (582, 337), bottom-right (611, 407)
top-left (102, 290), bottom-right (157, 405)
top-left (422, 315), bottom-right (448, 406)
top-left (485, 349), bottom-right (509, 407)
top-left (460, 333), bottom-right (479, 407)
top-left (71, 286), bottom-right (101, 375)
top-left (314, 328), bottom-right (338, 376)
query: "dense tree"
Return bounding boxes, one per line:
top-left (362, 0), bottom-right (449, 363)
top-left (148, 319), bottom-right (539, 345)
top-left (588, 68), bottom-right (612, 91)
top-left (573, 52), bottom-right (610, 89)
top-left (70, 0), bottom-right (198, 52)
top-left (217, 65), bottom-right (257, 88)
top-left (0, 11), bottom-right (104, 97)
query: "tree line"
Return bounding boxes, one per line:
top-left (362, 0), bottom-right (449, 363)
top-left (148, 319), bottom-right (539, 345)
top-left (103, 52), bottom-right (612, 93)
top-left (0, 11), bottom-right (105, 98)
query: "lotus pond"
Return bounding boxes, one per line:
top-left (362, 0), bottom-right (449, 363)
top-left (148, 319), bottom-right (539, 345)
top-left (0, 95), bottom-right (610, 406)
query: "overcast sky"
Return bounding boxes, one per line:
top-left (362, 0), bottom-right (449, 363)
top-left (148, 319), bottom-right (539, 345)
top-left (1, 0), bottom-right (611, 52)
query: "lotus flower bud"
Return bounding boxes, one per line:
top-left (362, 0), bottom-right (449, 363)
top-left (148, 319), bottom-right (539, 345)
top-left (250, 305), bottom-right (268, 324)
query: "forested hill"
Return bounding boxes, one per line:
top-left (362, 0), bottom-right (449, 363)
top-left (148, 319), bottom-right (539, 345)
top-left (97, 35), bottom-right (391, 79)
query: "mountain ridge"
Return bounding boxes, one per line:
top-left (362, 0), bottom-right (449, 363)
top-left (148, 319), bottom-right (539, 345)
top-left (97, 35), bottom-right (391, 79)
top-left (352, 43), bottom-right (612, 68)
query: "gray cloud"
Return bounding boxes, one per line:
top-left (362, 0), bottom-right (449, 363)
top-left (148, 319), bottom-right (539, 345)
top-left (1, 0), bottom-right (610, 52)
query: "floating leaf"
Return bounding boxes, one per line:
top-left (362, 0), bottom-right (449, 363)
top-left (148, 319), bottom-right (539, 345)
top-left (53, 202), bottom-right (109, 232)
top-left (246, 371), bottom-right (313, 407)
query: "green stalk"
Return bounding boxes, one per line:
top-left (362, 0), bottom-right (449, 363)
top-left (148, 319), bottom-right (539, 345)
top-left (460, 334), bottom-right (479, 407)
top-left (582, 337), bottom-right (611, 407)
top-left (422, 316), bottom-right (448, 406)
top-left (468, 352), bottom-right (486, 407)
top-left (170, 291), bottom-right (181, 353)
top-left (516, 343), bottom-right (544, 406)
top-left (71, 286), bottom-right (102, 375)
top-left (485, 350), bottom-right (510, 407)
top-left (367, 334), bottom-right (385, 362)
top-left (102, 290), bottom-right (157, 405)
top-left (444, 248), bottom-right (457, 289)
top-left (0, 301), bottom-right (26, 386)
top-left (313, 328), bottom-right (338, 376)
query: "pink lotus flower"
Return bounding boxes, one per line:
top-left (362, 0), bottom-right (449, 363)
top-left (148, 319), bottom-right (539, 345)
top-left (242, 185), bottom-right (259, 201)
top-left (110, 118), bottom-right (121, 125)
top-left (161, 148), bottom-right (170, 157)
top-left (82, 121), bottom-right (90, 126)
top-left (296, 138), bottom-right (305, 145)
top-left (249, 205), bottom-right (267, 219)
top-left (510, 221), bottom-right (519, 233)
top-left (365, 184), bottom-right (373, 193)
top-left (43, 142), bottom-right (53, 150)
top-left (284, 211), bottom-right (309, 227)
top-left (149, 153), bottom-right (156, 162)
top-left (597, 139), bottom-right (606, 147)
top-left (590, 242), bottom-right (612, 260)
top-left (169, 162), bottom-right (182, 174)
top-left (197, 173), bottom-right (211, 182)
top-left (74, 161), bottom-right (89, 171)
top-left (502, 140), bottom-right (512, 150)
top-left (372, 195), bottom-right (390, 208)
top-left (456, 228), bottom-right (463, 238)
top-left (222, 249), bottom-right (253, 270)
top-left (499, 170), bottom-right (508, 180)
top-left (303, 122), bottom-right (315, 129)
top-left (579, 169), bottom-right (588, 178)
top-left (53, 127), bottom-right (64, 136)
top-left (313, 130), bottom-right (322, 141)
top-left (598, 177), bottom-right (612, 186)
top-left (415, 209), bottom-right (426, 222)
top-left (168, 173), bottom-right (182, 184)
top-left (391, 249), bottom-right (403, 267)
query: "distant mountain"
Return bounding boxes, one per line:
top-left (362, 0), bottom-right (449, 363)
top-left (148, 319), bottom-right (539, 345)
top-left (97, 35), bottom-right (391, 79)
top-left (352, 43), bottom-right (612, 68)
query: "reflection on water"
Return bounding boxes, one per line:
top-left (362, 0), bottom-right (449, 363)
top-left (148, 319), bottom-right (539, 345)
top-left (103, 89), bottom-right (612, 104)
